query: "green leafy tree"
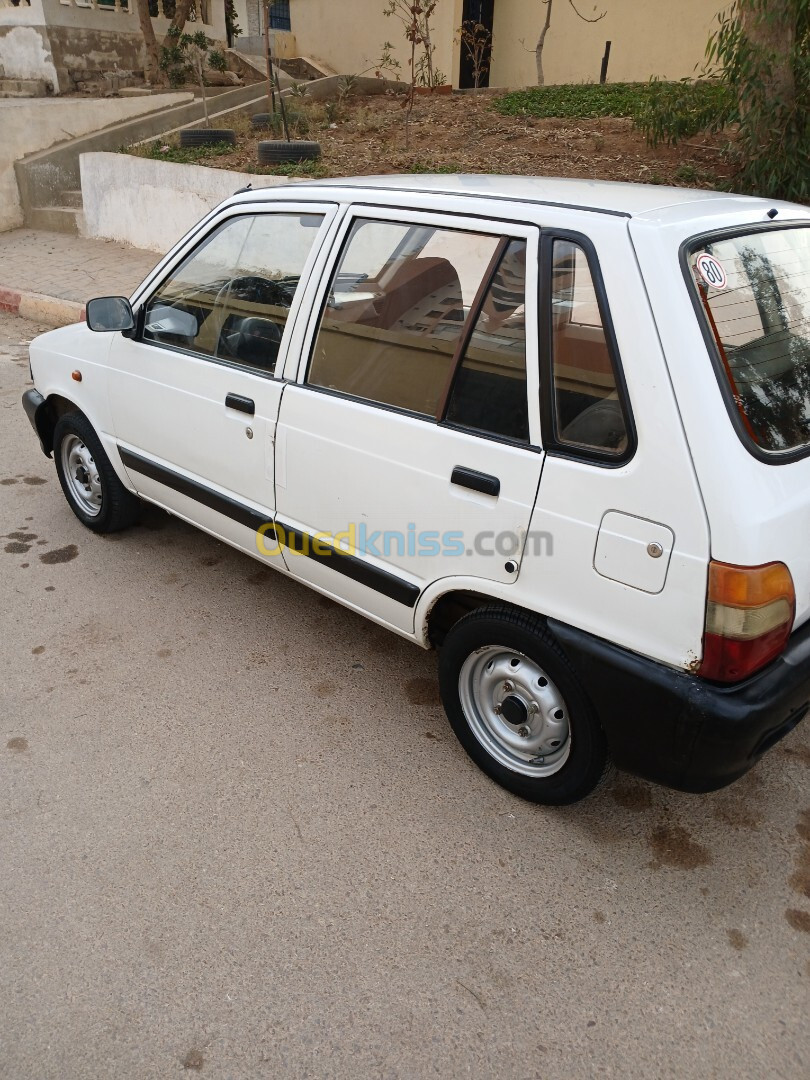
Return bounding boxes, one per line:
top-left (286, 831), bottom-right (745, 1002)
top-left (636, 1), bottom-right (808, 201)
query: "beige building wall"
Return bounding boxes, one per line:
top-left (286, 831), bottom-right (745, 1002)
top-left (288, 0), bottom-right (720, 89)
top-left (291, 0), bottom-right (463, 85)
top-left (491, 0), bottom-right (722, 88)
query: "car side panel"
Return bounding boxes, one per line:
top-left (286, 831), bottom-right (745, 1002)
top-left (518, 214), bottom-right (710, 670)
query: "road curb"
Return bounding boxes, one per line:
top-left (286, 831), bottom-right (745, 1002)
top-left (0, 284), bottom-right (85, 328)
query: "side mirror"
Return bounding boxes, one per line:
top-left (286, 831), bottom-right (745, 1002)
top-left (86, 296), bottom-right (135, 333)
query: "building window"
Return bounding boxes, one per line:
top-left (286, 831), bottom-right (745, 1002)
top-left (268, 0), bottom-right (291, 31)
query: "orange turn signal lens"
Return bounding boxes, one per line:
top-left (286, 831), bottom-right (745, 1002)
top-left (707, 561), bottom-right (794, 610)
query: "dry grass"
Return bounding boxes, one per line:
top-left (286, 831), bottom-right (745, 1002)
top-left (130, 90), bottom-right (730, 187)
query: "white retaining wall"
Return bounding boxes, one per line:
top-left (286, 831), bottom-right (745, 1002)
top-left (80, 152), bottom-right (300, 253)
top-left (0, 93), bottom-right (192, 233)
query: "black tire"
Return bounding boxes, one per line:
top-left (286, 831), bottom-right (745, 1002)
top-left (256, 139), bottom-right (321, 164)
top-left (251, 113), bottom-right (276, 129)
top-left (179, 128), bottom-right (236, 147)
top-left (438, 606), bottom-right (609, 805)
top-left (53, 412), bottom-right (141, 534)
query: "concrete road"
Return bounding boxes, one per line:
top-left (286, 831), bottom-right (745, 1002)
top-left (1, 311), bottom-right (808, 1080)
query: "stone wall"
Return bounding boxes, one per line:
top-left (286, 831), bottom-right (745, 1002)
top-left (0, 0), bottom-right (227, 93)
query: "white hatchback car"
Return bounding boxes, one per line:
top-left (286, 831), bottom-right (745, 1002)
top-left (22, 176), bottom-right (810, 804)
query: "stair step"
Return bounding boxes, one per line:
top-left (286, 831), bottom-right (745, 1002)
top-left (27, 207), bottom-right (82, 235)
top-left (0, 78), bottom-right (49, 98)
top-left (61, 190), bottom-right (84, 209)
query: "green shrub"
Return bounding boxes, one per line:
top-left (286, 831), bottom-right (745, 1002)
top-left (207, 49), bottom-right (227, 73)
top-left (495, 82), bottom-right (663, 120)
top-left (632, 78), bottom-right (734, 145)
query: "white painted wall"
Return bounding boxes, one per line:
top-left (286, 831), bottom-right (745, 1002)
top-left (0, 24), bottom-right (58, 84)
top-left (80, 152), bottom-right (301, 253)
top-left (0, 93), bottom-right (193, 232)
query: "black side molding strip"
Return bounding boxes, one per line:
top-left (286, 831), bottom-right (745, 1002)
top-left (451, 466), bottom-right (500, 497)
top-left (117, 446), bottom-right (420, 608)
top-left (118, 446), bottom-right (270, 533)
top-left (274, 520), bottom-right (420, 608)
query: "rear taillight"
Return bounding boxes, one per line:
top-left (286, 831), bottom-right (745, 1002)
top-left (699, 561), bottom-right (795, 683)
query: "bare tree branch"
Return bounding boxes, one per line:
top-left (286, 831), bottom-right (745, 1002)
top-left (535, 0), bottom-right (553, 86)
top-left (535, 0), bottom-right (608, 86)
top-left (568, 0), bottom-right (607, 24)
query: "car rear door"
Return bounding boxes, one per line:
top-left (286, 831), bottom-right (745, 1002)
top-left (272, 206), bottom-right (544, 633)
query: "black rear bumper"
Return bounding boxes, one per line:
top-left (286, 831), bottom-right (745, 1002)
top-left (549, 617), bottom-right (810, 792)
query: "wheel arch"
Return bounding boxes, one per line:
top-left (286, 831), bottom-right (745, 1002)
top-left (425, 587), bottom-right (548, 649)
top-left (32, 393), bottom-right (86, 457)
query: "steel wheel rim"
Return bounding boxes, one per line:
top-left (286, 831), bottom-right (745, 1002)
top-left (61, 434), bottom-right (102, 517)
top-left (458, 646), bottom-right (571, 778)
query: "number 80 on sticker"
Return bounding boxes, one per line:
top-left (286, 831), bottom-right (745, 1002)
top-left (696, 253), bottom-right (727, 290)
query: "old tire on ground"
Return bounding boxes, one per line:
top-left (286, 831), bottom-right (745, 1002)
top-left (438, 605), bottom-right (609, 805)
top-left (179, 128), bottom-right (236, 147)
top-left (251, 113), bottom-right (276, 129)
top-left (257, 140), bottom-right (321, 164)
top-left (53, 412), bottom-right (141, 534)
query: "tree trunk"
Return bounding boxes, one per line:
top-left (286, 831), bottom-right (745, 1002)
top-left (739, 0), bottom-right (796, 115)
top-left (421, 8), bottom-right (434, 87)
top-left (136, 0), bottom-right (164, 86)
top-left (535, 0), bottom-right (553, 86)
top-left (170, 0), bottom-right (195, 33)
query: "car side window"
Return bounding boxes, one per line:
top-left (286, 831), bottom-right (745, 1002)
top-left (550, 239), bottom-right (629, 456)
top-left (306, 218), bottom-right (503, 416)
top-left (444, 239), bottom-right (529, 443)
top-left (143, 212), bottom-right (324, 374)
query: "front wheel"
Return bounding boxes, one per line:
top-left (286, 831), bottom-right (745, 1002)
top-left (439, 606), bottom-right (609, 805)
top-left (53, 412), bottom-right (141, 533)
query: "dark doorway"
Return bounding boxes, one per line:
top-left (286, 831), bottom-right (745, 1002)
top-left (459, 0), bottom-right (495, 89)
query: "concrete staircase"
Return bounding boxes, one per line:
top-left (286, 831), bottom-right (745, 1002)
top-left (15, 81), bottom-right (276, 235)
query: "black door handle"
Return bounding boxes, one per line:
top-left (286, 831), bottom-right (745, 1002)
top-left (451, 466), bottom-right (500, 497)
top-left (225, 393), bottom-right (255, 415)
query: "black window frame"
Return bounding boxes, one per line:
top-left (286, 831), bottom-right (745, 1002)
top-left (680, 220), bottom-right (810, 466)
top-left (303, 214), bottom-right (538, 450)
top-left (136, 209), bottom-right (326, 379)
top-left (539, 229), bottom-right (636, 467)
top-left (268, 0), bottom-right (291, 30)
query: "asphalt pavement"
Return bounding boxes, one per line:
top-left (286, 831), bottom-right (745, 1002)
top-left (1, 311), bottom-right (808, 1079)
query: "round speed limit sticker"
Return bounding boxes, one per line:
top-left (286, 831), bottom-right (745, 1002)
top-left (696, 253), bottom-right (727, 290)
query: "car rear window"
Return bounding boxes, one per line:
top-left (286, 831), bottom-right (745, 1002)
top-left (688, 225), bottom-right (810, 454)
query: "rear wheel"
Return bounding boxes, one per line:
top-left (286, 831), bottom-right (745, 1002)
top-left (439, 606), bottom-right (609, 804)
top-left (53, 412), bottom-right (141, 533)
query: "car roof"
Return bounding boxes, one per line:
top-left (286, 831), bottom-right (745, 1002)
top-left (239, 174), bottom-right (804, 222)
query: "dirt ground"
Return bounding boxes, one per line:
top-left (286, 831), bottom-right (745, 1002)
top-left (207, 90), bottom-right (731, 187)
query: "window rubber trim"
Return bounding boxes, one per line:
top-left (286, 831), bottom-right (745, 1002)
top-left (538, 228), bottom-right (637, 468)
top-left (679, 219), bottom-right (810, 466)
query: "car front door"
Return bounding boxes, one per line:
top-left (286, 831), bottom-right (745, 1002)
top-left (273, 208), bottom-right (544, 633)
top-left (106, 203), bottom-right (336, 558)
